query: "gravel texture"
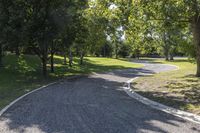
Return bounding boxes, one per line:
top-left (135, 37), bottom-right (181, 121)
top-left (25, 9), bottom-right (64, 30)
top-left (0, 61), bottom-right (200, 133)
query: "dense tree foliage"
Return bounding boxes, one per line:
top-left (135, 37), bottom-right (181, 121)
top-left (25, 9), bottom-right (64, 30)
top-left (0, 0), bottom-right (200, 77)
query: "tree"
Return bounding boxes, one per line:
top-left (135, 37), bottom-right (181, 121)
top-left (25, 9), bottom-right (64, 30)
top-left (85, 0), bottom-right (112, 57)
top-left (138, 0), bottom-right (200, 76)
top-left (25, 0), bottom-right (63, 76)
top-left (8, 0), bottom-right (28, 56)
top-left (54, 1), bottom-right (78, 66)
top-left (75, 21), bottom-right (89, 65)
top-left (0, 0), bottom-right (11, 66)
top-left (107, 3), bottom-right (123, 59)
top-left (74, 0), bottom-right (89, 65)
top-left (49, 39), bottom-right (60, 73)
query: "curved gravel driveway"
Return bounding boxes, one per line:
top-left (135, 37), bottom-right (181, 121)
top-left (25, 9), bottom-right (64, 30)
top-left (0, 61), bottom-right (200, 133)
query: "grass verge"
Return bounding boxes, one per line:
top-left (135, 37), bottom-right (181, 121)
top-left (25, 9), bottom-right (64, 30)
top-left (133, 58), bottom-right (200, 115)
top-left (0, 54), bottom-right (142, 110)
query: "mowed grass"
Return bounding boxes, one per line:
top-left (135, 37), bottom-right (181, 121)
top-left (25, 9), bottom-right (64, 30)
top-left (133, 58), bottom-right (200, 114)
top-left (0, 54), bottom-right (142, 110)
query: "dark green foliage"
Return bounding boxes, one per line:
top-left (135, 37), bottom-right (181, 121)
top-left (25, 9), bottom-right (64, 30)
top-left (101, 44), bottom-right (113, 57)
top-left (118, 44), bottom-right (130, 58)
top-left (1, 0), bottom-right (200, 76)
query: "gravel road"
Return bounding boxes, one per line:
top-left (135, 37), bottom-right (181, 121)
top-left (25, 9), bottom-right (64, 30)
top-left (0, 61), bottom-right (199, 133)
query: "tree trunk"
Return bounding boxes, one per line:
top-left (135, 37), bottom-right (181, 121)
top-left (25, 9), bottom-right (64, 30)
top-left (192, 18), bottom-right (200, 77)
top-left (68, 48), bottom-right (73, 67)
top-left (165, 54), bottom-right (169, 61)
top-left (0, 44), bottom-right (3, 67)
top-left (163, 32), bottom-right (169, 61)
top-left (169, 47), bottom-right (174, 60)
top-left (76, 47), bottom-right (79, 56)
top-left (50, 43), bottom-right (55, 73)
top-left (170, 54), bottom-right (174, 60)
top-left (103, 45), bottom-right (106, 57)
top-left (63, 50), bottom-right (67, 65)
top-left (115, 54), bottom-right (118, 59)
top-left (137, 50), bottom-right (140, 59)
top-left (115, 46), bottom-right (118, 59)
top-left (196, 50), bottom-right (200, 77)
top-left (42, 58), bottom-right (47, 77)
top-left (50, 51), bottom-right (54, 73)
top-left (80, 51), bottom-right (84, 65)
top-left (15, 46), bottom-right (20, 56)
top-left (41, 43), bottom-right (48, 77)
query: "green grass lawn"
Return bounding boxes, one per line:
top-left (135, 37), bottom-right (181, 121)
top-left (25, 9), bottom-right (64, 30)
top-left (133, 58), bottom-right (200, 115)
top-left (0, 54), bottom-right (142, 110)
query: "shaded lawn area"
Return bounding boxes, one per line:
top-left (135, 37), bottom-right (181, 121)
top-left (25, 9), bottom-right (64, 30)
top-left (0, 54), bottom-right (142, 110)
top-left (133, 58), bottom-right (200, 115)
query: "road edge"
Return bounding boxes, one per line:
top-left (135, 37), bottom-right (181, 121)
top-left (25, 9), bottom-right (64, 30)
top-left (123, 68), bottom-right (200, 124)
top-left (0, 75), bottom-right (86, 117)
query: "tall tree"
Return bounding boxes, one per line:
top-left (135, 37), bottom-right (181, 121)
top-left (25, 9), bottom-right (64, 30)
top-left (8, 0), bottom-right (27, 56)
top-left (0, 0), bottom-right (11, 66)
top-left (74, 0), bottom-right (89, 65)
top-left (138, 0), bottom-right (200, 76)
top-left (26, 0), bottom-right (62, 76)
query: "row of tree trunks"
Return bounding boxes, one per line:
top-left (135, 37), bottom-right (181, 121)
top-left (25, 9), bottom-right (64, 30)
top-left (164, 49), bottom-right (175, 61)
top-left (164, 47), bottom-right (174, 61)
top-left (49, 46), bottom-right (74, 76)
top-left (38, 44), bottom-right (84, 77)
top-left (63, 48), bottom-right (82, 66)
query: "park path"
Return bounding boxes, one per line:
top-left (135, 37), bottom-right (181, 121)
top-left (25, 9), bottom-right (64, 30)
top-left (0, 61), bottom-right (200, 133)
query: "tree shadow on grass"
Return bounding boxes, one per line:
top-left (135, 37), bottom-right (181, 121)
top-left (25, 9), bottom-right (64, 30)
top-left (51, 57), bottom-right (151, 78)
top-left (183, 74), bottom-right (200, 79)
top-left (0, 75), bottom-right (199, 133)
top-left (0, 55), bottom-right (145, 110)
top-left (165, 76), bottom-right (200, 104)
top-left (134, 90), bottom-right (187, 109)
top-left (136, 75), bottom-right (200, 115)
top-left (1, 56), bottom-right (199, 132)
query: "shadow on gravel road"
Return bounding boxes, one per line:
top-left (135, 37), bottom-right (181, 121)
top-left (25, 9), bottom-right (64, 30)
top-left (0, 68), bottom-right (199, 133)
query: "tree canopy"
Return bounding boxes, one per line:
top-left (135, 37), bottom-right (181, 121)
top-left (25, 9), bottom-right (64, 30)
top-left (0, 0), bottom-right (200, 76)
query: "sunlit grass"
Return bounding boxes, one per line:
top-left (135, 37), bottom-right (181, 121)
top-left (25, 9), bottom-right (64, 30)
top-left (0, 54), bottom-right (142, 110)
top-left (133, 58), bottom-right (200, 114)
